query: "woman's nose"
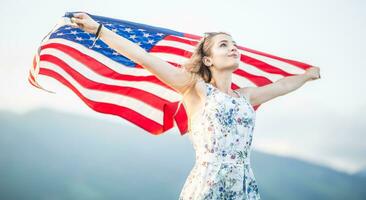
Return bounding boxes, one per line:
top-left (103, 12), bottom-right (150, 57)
top-left (231, 45), bottom-right (238, 52)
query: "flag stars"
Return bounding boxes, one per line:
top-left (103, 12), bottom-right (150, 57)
top-left (105, 23), bottom-right (113, 26)
top-left (75, 37), bottom-right (83, 41)
top-left (94, 44), bottom-right (101, 48)
top-left (65, 27), bottom-right (72, 30)
top-left (157, 33), bottom-right (164, 36)
top-left (138, 28), bottom-right (146, 32)
top-left (112, 51), bottom-right (119, 55)
top-left (111, 28), bottom-right (118, 33)
top-left (129, 35), bottom-right (137, 40)
top-left (143, 33), bottom-right (151, 38)
top-left (56, 33), bottom-right (64, 36)
top-left (124, 27), bottom-right (132, 33)
top-left (89, 36), bottom-right (96, 41)
top-left (136, 42), bottom-right (142, 46)
top-left (70, 30), bottom-right (78, 35)
top-left (147, 39), bottom-right (155, 44)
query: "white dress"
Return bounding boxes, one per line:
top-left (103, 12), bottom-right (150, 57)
top-left (179, 82), bottom-right (261, 200)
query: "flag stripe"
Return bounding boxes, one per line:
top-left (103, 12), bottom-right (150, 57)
top-left (43, 39), bottom-right (153, 76)
top-left (29, 13), bottom-right (313, 136)
top-left (38, 64), bottom-right (165, 125)
top-left (239, 46), bottom-right (309, 70)
top-left (38, 50), bottom-right (180, 101)
top-left (39, 68), bottom-right (168, 134)
top-left (154, 38), bottom-right (301, 83)
top-left (38, 57), bottom-right (177, 110)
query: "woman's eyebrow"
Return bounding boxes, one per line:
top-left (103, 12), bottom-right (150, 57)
top-left (219, 40), bottom-right (237, 44)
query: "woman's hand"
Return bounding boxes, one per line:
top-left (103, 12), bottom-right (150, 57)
top-left (70, 12), bottom-right (100, 35)
top-left (304, 66), bottom-right (321, 81)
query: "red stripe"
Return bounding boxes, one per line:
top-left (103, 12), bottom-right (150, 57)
top-left (39, 68), bottom-right (177, 135)
top-left (41, 43), bottom-right (176, 90)
top-left (28, 75), bottom-right (40, 89)
top-left (135, 61), bottom-right (181, 69)
top-left (183, 33), bottom-right (201, 40)
top-left (238, 46), bottom-right (311, 70)
top-left (150, 45), bottom-right (192, 58)
top-left (151, 41), bottom-right (293, 79)
top-left (241, 54), bottom-right (294, 77)
top-left (33, 33), bottom-right (307, 136)
top-left (175, 103), bottom-right (188, 135)
top-left (28, 56), bottom-right (42, 89)
top-left (40, 54), bottom-right (175, 111)
top-left (28, 71), bottom-right (36, 83)
top-left (164, 35), bottom-right (198, 46)
top-left (32, 54), bottom-right (37, 70)
top-left (233, 68), bottom-right (272, 86)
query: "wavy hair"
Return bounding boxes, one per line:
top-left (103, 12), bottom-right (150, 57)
top-left (181, 31), bottom-right (231, 90)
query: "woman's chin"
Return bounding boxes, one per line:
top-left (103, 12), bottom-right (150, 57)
top-left (219, 62), bottom-right (239, 71)
top-left (231, 62), bottom-right (240, 69)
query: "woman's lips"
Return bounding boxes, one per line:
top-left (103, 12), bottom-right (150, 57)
top-left (229, 53), bottom-right (239, 58)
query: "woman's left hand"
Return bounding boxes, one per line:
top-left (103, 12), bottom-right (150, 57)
top-left (304, 66), bottom-right (321, 80)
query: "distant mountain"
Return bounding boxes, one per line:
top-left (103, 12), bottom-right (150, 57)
top-left (0, 108), bottom-right (365, 200)
top-left (354, 168), bottom-right (366, 178)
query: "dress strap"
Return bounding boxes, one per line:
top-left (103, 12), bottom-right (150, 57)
top-left (234, 89), bottom-right (251, 104)
top-left (204, 82), bottom-right (215, 97)
top-left (233, 90), bottom-right (241, 98)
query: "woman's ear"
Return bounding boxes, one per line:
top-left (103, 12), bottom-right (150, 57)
top-left (202, 56), bottom-right (212, 67)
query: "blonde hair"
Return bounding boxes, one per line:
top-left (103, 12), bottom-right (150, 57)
top-left (181, 31), bottom-right (232, 90)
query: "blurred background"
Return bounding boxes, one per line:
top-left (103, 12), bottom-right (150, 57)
top-left (1, 0), bottom-right (365, 199)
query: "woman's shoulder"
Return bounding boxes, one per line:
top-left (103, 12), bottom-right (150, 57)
top-left (194, 78), bottom-right (208, 98)
top-left (236, 86), bottom-right (254, 101)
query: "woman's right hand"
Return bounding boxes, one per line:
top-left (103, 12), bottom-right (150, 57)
top-left (70, 12), bottom-right (100, 35)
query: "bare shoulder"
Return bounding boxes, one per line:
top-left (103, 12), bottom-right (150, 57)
top-left (181, 77), bottom-right (206, 118)
top-left (236, 86), bottom-right (256, 104)
top-left (236, 86), bottom-right (255, 98)
top-left (194, 78), bottom-right (207, 99)
top-left (182, 77), bottom-right (206, 100)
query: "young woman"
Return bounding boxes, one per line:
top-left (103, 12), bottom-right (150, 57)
top-left (71, 13), bottom-right (321, 200)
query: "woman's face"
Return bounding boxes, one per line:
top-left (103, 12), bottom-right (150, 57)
top-left (204, 34), bottom-right (240, 71)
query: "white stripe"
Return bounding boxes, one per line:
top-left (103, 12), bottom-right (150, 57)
top-left (239, 49), bottom-right (305, 74)
top-left (38, 62), bottom-right (164, 125)
top-left (238, 62), bottom-right (283, 82)
top-left (39, 48), bottom-right (181, 101)
top-left (173, 35), bottom-right (200, 42)
top-left (43, 38), bottom-right (153, 76)
top-left (232, 73), bottom-right (257, 87)
top-left (156, 39), bottom-right (285, 82)
top-left (157, 40), bottom-right (196, 52)
top-left (149, 52), bottom-right (189, 65)
top-left (158, 37), bottom-right (304, 80)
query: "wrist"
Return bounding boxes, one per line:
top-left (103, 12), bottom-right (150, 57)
top-left (95, 23), bottom-right (103, 37)
top-left (89, 23), bottom-right (104, 48)
top-left (303, 73), bottom-right (312, 81)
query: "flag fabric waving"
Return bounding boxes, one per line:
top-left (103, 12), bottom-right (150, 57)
top-left (28, 12), bottom-right (312, 136)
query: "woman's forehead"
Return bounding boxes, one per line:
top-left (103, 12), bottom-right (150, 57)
top-left (212, 34), bottom-right (235, 44)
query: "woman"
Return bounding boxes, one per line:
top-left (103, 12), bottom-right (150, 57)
top-left (71, 12), bottom-right (321, 200)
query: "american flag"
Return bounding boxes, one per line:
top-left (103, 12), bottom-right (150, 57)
top-left (28, 12), bottom-right (311, 136)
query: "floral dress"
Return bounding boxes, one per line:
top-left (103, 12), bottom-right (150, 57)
top-left (179, 82), bottom-right (261, 200)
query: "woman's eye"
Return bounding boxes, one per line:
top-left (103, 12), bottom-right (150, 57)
top-left (220, 43), bottom-right (227, 47)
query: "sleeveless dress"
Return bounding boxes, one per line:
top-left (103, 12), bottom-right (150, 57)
top-left (179, 82), bottom-right (261, 200)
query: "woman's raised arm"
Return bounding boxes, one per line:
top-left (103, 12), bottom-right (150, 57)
top-left (71, 12), bottom-right (194, 95)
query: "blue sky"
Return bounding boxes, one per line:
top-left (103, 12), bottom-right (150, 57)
top-left (0, 0), bottom-right (365, 173)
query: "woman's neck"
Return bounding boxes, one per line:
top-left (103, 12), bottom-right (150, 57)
top-left (210, 70), bottom-right (233, 94)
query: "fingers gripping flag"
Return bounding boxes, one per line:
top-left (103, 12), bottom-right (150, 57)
top-left (28, 12), bottom-right (312, 136)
